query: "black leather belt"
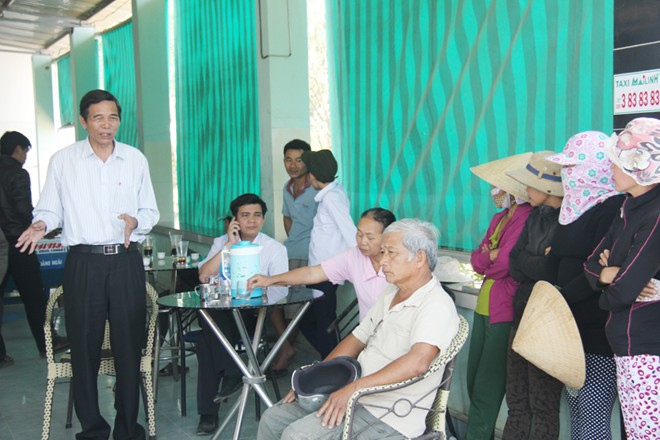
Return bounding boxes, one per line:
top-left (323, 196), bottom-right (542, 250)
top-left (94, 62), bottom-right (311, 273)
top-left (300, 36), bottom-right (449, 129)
top-left (69, 243), bottom-right (137, 255)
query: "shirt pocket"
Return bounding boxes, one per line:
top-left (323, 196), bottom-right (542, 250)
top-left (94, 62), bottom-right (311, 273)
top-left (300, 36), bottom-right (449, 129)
top-left (107, 169), bottom-right (138, 216)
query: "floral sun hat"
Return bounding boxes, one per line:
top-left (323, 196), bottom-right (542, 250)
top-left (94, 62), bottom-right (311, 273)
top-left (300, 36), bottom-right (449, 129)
top-left (548, 131), bottom-right (618, 225)
top-left (604, 117), bottom-right (660, 186)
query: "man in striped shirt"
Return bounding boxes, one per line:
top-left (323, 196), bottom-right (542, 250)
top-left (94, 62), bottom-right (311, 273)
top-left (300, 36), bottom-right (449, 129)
top-left (17, 89), bottom-right (159, 440)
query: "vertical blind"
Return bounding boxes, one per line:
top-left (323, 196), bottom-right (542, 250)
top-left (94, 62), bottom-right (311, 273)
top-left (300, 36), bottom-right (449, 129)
top-left (327, 0), bottom-right (613, 249)
top-left (173, 0), bottom-right (261, 235)
top-left (101, 21), bottom-right (139, 148)
top-left (57, 55), bottom-right (74, 126)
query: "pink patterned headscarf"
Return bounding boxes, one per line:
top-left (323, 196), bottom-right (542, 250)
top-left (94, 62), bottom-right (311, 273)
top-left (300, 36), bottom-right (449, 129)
top-left (605, 117), bottom-right (660, 186)
top-left (549, 131), bottom-right (618, 225)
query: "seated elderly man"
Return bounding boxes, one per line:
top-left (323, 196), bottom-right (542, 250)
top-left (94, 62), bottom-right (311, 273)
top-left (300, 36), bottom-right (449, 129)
top-left (195, 193), bottom-right (288, 435)
top-left (257, 218), bottom-right (459, 439)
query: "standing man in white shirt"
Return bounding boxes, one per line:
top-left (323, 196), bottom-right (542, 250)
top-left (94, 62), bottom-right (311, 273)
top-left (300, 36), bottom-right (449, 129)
top-left (17, 89), bottom-right (160, 440)
top-left (299, 149), bottom-right (357, 358)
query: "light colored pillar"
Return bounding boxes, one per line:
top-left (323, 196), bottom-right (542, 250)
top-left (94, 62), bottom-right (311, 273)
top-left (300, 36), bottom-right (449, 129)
top-left (31, 54), bottom-right (55, 191)
top-left (132, 0), bottom-right (175, 226)
top-left (256, 0), bottom-right (310, 240)
top-left (70, 26), bottom-right (99, 139)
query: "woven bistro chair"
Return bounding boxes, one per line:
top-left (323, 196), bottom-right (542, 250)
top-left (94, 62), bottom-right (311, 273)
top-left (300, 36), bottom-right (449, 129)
top-left (341, 314), bottom-right (469, 440)
top-left (41, 283), bottom-right (159, 440)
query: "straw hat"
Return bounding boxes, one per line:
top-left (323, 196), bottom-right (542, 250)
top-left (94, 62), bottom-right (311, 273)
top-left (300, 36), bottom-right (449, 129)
top-left (470, 152), bottom-right (532, 202)
top-left (506, 151), bottom-right (564, 196)
top-left (512, 281), bottom-right (585, 389)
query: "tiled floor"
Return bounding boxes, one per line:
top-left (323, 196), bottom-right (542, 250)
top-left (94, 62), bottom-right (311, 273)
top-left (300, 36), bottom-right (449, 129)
top-left (0, 302), bottom-right (318, 440)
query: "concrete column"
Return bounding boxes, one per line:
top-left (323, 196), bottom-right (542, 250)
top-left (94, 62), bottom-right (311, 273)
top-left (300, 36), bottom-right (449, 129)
top-left (132, 0), bottom-right (175, 226)
top-left (256, 0), bottom-right (310, 240)
top-left (31, 54), bottom-right (55, 191)
top-left (70, 26), bottom-right (99, 139)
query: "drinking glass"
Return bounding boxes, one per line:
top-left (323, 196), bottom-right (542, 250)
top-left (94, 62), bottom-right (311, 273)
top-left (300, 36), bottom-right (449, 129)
top-left (175, 240), bottom-right (189, 266)
top-left (169, 232), bottom-right (183, 257)
top-left (143, 235), bottom-right (153, 258)
top-left (235, 279), bottom-right (251, 300)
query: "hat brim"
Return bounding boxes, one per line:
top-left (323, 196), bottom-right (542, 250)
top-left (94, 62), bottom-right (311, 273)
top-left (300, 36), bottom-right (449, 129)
top-left (512, 281), bottom-right (585, 389)
top-left (470, 152), bottom-right (532, 202)
top-left (603, 133), bottom-right (624, 169)
top-left (506, 167), bottom-right (564, 196)
top-left (603, 132), bottom-right (648, 185)
top-left (547, 152), bottom-right (577, 166)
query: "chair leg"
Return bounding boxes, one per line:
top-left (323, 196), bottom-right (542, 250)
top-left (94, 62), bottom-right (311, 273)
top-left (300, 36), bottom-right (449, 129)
top-left (42, 378), bottom-right (55, 440)
top-left (175, 309), bottom-right (187, 417)
top-left (66, 381), bottom-right (74, 428)
top-left (445, 410), bottom-right (457, 439)
top-left (141, 371), bottom-right (157, 439)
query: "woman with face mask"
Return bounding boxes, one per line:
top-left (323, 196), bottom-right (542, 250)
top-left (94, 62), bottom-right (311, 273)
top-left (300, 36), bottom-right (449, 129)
top-left (465, 154), bottom-right (534, 440)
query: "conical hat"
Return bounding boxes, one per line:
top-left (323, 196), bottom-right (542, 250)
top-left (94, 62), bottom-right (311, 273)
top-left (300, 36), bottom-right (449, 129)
top-left (512, 281), bottom-right (585, 389)
top-left (470, 152), bottom-right (532, 202)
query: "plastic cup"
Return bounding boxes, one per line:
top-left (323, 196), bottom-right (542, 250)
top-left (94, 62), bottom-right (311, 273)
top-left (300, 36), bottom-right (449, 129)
top-left (191, 253), bottom-right (200, 262)
top-left (235, 279), bottom-right (251, 300)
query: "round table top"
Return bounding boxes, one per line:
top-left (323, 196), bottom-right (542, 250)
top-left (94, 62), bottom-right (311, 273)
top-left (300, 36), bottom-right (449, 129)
top-left (156, 286), bottom-right (323, 310)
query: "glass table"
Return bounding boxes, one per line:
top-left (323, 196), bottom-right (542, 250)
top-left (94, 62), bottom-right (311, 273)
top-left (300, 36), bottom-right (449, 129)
top-left (157, 286), bottom-right (324, 440)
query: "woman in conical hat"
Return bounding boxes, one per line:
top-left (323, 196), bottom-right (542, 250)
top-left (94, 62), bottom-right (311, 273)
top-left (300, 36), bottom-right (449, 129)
top-left (502, 150), bottom-right (565, 440)
top-left (465, 153), bottom-right (534, 439)
top-left (584, 117), bottom-right (660, 439)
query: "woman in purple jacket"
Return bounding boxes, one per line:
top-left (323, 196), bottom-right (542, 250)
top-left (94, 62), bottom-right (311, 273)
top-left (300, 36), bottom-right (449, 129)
top-left (465, 153), bottom-right (534, 440)
top-left (584, 117), bottom-right (660, 440)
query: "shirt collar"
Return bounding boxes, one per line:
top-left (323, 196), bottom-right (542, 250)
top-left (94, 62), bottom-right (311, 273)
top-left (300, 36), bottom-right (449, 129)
top-left (314, 181), bottom-right (338, 201)
top-left (285, 174), bottom-right (312, 198)
top-left (359, 255), bottom-right (386, 282)
top-left (80, 137), bottom-right (125, 161)
top-left (386, 275), bottom-right (439, 311)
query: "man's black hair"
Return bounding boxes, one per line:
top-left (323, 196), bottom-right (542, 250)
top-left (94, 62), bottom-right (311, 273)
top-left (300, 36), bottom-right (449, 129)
top-left (283, 139), bottom-right (311, 155)
top-left (0, 131), bottom-right (31, 156)
top-left (360, 207), bottom-right (396, 230)
top-left (79, 89), bottom-right (122, 121)
top-left (230, 193), bottom-right (268, 218)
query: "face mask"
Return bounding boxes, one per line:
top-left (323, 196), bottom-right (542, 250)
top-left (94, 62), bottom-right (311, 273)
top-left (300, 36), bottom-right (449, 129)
top-left (491, 187), bottom-right (512, 209)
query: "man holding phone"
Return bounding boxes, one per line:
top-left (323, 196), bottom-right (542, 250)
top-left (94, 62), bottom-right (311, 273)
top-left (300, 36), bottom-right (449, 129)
top-left (195, 193), bottom-right (288, 435)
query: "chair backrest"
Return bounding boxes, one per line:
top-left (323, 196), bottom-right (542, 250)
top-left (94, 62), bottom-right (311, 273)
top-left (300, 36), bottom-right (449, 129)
top-left (341, 314), bottom-right (469, 440)
top-left (326, 297), bottom-right (359, 341)
top-left (44, 283), bottom-right (160, 364)
top-left (422, 315), bottom-right (469, 436)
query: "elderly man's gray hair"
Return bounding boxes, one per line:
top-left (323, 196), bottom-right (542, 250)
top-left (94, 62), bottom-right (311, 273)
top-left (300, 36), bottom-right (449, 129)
top-left (382, 218), bottom-right (440, 270)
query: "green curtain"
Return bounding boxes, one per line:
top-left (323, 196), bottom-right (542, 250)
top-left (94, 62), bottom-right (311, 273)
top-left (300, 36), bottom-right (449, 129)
top-left (101, 22), bottom-right (139, 148)
top-left (173, 0), bottom-right (260, 235)
top-left (57, 55), bottom-right (74, 126)
top-left (327, 0), bottom-right (613, 249)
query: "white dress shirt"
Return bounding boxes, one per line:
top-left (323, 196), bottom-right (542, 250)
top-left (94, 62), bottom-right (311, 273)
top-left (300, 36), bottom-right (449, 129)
top-left (33, 138), bottom-right (160, 246)
top-left (308, 181), bottom-right (357, 266)
top-left (199, 232), bottom-right (289, 278)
